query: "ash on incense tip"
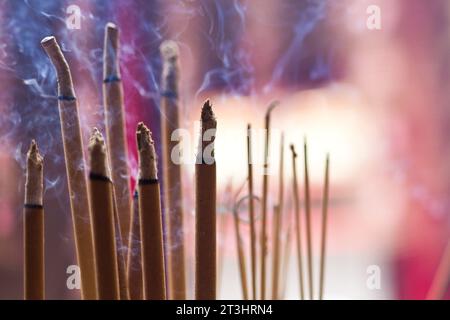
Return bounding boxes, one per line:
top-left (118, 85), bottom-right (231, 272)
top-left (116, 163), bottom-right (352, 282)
top-left (25, 140), bottom-right (44, 206)
top-left (136, 122), bottom-right (157, 180)
top-left (88, 128), bottom-right (109, 178)
top-left (160, 40), bottom-right (179, 62)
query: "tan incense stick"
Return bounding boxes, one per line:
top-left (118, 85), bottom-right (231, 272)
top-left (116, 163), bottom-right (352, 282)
top-left (88, 129), bottom-right (120, 300)
top-left (260, 101), bottom-right (278, 300)
top-left (24, 140), bottom-right (45, 300)
top-left (160, 40), bottom-right (186, 299)
top-left (247, 124), bottom-right (257, 299)
top-left (271, 133), bottom-right (284, 299)
top-left (41, 36), bottom-right (96, 299)
top-left (103, 22), bottom-right (132, 250)
top-left (195, 100), bottom-right (217, 300)
top-left (137, 123), bottom-right (166, 300)
top-left (290, 145), bottom-right (305, 300)
top-left (126, 189), bottom-right (143, 299)
top-left (319, 155), bottom-right (330, 300)
top-left (232, 200), bottom-right (249, 300)
top-left (303, 138), bottom-right (313, 300)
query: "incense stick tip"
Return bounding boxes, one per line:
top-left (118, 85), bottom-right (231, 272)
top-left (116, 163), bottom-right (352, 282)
top-left (265, 100), bottom-right (279, 118)
top-left (201, 99), bottom-right (216, 124)
top-left (41, 36), bottom-right (56, 47)
top-left (26, 140), bottom-right (43, 205)
top-left (290, 144), bottom-right (297, 157)
top-left (136, 122), bottom-right (157, 179)
top-left (27, 140), bottom-right (43, 168)
top-left (106, 22), bottom-right (118, 31)
top-left (160, 40), bottom-right (179, 61)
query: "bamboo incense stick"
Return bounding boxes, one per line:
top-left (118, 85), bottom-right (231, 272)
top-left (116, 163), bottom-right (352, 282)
top-left (41, 36), bottom-right (96, 299)
top-left (247, 124), bottom-right (257, 300)
top-left (290, 145), bottom-right (305, 300)
top-left (319, 155), bottom-right (330, 300)
top-left (232, 201), bottom-right (249, 300)
top-left (24, 140), bottom-right (44, 300)
top-left (137, 123), bottom-right (166, 300)
top-left (303, 138), bottom-right (313, 300)
top-left (260, 101), bottom-right (278, 300)
top-left (126, 189), bottom-right (143, 299)
top-left (271, 133), bottom-right (285, 300)
top-left (103, 22), bottom-right (132, 250)
top-left (160, 40), bottom-right (186, 299)
top-left (279, 221), bottom-right (293, 299)
top-left (426, 239), bottom-right (450, 300)
top-left (88, 129), bottom-right (120, 300)
top-left (195, 100), bottom-right (217, 300)
top-left (111, 188), bottom-right (130, 300)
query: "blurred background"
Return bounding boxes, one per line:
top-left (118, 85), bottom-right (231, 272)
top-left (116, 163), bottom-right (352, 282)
top-left (0, 0), bottom-right (449, 299)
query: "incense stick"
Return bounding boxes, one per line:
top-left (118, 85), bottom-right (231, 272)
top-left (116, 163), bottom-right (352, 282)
top-left (303, 138), bottom-right (313, 300)
top-left (290, 144), bottom-right (305, 300)
top-left (24, 140), bottom-right (44, 300)
top-left (247, 124), bottom-right (257, 299)
top-left (195, 100), bottom-right (217, 300)
top-left (41, 36), bottom-right (96, 299)
top-left (260, 101), bottom-right (278, 300)
top-left (88, 129), bottom-right (120, 300)
top-left (160, 40), bottom-right (186, 299)
top-left (271, 133), bottom-right (284, 300)
top-left (126, 189), bottom-right (143, 299)
top-left (319, 155), bottom-right (330, 300)
top-left (279, 220), bottom-right (293, 299)
top-left (103, 22), bottom-right (132, 250)
top-left (137, 123), bottom-right (166, 300)
top-left (426, 239), bottom-right (450, 300)
top-left (232, 200), bottom-right (249, 300)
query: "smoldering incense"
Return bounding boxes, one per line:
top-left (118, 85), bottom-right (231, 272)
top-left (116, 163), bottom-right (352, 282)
top-left (41, 36), bottom-right (96, 300)
top-left (319, 155), bottom-right (330, 300)
top-left (303, 138), bottom-right (313, 300)
top-left (103, 22), bottom-right (133, 252)
top-left (290, 144), bottom-right (305, 300)
top-left (137, 123), bottom-right (166, 300)
top-left (88, 129), bottom-right (120, 300)
top-left (271, 133), bottom-right (284, 299)
top-left (24, 140), bottom-right (45, 300)
top-left (195, 100), bottom-right (217, 300)
top-left (159, 40), bottom-right (186, 299)
top-left (247, 124), bottom-right (257, 299)
top-left (260, 101), bottom-right (278, 300)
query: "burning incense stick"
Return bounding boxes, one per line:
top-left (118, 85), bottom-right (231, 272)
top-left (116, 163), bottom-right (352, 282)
top-left (260, 101), bottom-right (278, 300)
top-left (290, 145), bottom-right (305, 300)
top-left (232, 200), bottom-right (249, 300)
top-left (126, 189), bottom-right (143, 299)
top-left (103, 22), bottom-right (132, 250)
top-left (271, 133), bottom-right (285, 300)
top-left (247, 124), bottom-right (257, 300)
top-left (427, 239), bottom-right (450, 300)
top-left (137, 123), bottom-right (166, 300)
top-left (195, 100), bottom-right (217, 300)
top-left (111, 191), bottom-right (130, 300)
top-left (303, 138), bottom-right (313, 300)
top-left (24, 140), bottom-right (44, 300)
top-left (319, 155), bottom-right (330, 300)
top-left (160, 40), bottom-right (186, 299)
top-left (41, 36), bottom-right (96, 299)
top-left (88, 129), bottom-right (120, 300)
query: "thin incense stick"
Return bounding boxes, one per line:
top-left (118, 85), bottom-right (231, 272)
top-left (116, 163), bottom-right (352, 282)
top-left (260, 101), bottom-right (278, 300)
top-left (247, 124), bottom-right (257, 299)
top-left (160, 40), bottom-right (186, 299)
top-left (279, 221), bottom-right (293, 299)
top-left (41, 36), bottom-right (96, 299)
top-left (319, 155), bottom-right (330, 300)
top-left (303, 138), bottom-right (313, 300)
top-left (24, 140), bottom-right (44, 300)
top-left (137, 123), bottom-right (166, 300)
top-left (103, 22), bottom-right (132, 250)
top-left (232, 200), bottom-right (249, 300)
top-left (111, 188), bottom-right (130, 300)
top-left (426, 240), bottom-right (450, 300)
top-left (195, 100), bottom-right (217, 300)
top-left (271, 133), bottom-right (284, 299)
top-left (290, 145), bottom-right (304, 300)
top-left (126, 189), bottom-right (143, 299)
top-left (88, 129), bottom-right (120, 300)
